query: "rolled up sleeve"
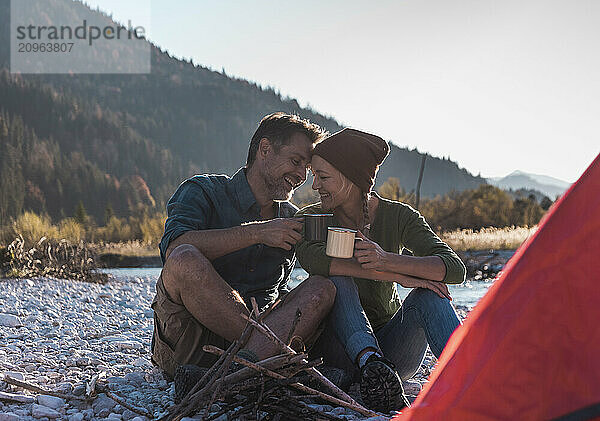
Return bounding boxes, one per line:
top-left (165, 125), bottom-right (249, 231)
top-left (400, 208), bottom-right (466, 284)
top-left (159, 181), bottom-right (213, 264)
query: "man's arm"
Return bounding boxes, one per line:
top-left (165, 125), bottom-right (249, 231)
top-left (165, 218), bottom-right (303, 262)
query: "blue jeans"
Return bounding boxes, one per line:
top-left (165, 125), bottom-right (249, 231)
top-left (310, 276), bottom-right (461, 380)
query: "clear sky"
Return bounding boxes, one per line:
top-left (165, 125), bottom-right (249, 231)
top-left (83, 0), bottom-right (600, 183)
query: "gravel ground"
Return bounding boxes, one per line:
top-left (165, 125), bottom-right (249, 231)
top-left (0, 274), bottom-right (470, 421)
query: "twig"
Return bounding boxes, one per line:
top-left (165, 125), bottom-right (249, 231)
top-left (204, 346), bottom-right (296, 379)
top-left (283, 380), bottom-right (378, 418)
top-left (3, 375), bottom-right (85, 402)
top-left (169, 322), bottom-right (255, 421)
top-left (250, 297), bottom-right (260, 319)
top-left (203, 345), bottom-right (378, 418)
top-left (286, 308), bottom-right (302, 345)
top-left (259, 298), bottom-right (281, 322)
top-left (0, 391), bottom-right (35, 404)
top-left (253, 374), bottom-right (265, 419)
top-left (287, 396), bottom-right (345, 421)
top-left (223, 402), bottom-right (255, 420)
top-left (100, 386), bottom-right (153, 418)
top-left (241, 314), bottom-right (292, 353)
top-left (86, 373), bottom-right (100, 398)
top-left (289, 335), bottom-right (305, 353)
top-left (240, 314), bottom-right (363, 410)
top-left (205, 401), bottom-right (237, 421)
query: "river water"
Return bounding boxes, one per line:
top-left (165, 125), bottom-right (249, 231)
top-left (101, 267), bottom-right (494, 309)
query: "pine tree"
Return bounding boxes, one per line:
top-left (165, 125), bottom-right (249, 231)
top-left (104, 203), bottom-right (114, 225)
top-left (74, 201), bottom-right (87, 225)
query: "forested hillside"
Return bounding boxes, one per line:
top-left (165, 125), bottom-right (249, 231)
top-left (0, 0), bottom-right (486, 227)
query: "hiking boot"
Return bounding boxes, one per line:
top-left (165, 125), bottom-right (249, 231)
top-left (359, 354), bottom-right (410, 413)
top-left (174, 364), bottom-right (208, 404)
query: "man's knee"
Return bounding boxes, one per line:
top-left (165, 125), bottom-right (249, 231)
top-left (302, 275), bottom-right (336, 311)
top-left (162, 244), bottom-right (212, 291)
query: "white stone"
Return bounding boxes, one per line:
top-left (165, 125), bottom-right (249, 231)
top-left (37, 394), bottom-right (65, 410)
top-left (31, 404), bottom-right (60, 419)
top-left (69, 413), bottom-right (84, 421)
top-left (115, 341), bottom-right (142, 350)
top-left (132, 357), bottom-right (150, 367)
top-left (0, 413), bottom-right (20, 421)
top-left (2, 372), bottom-right (24, 381)
top-left (0, 314), bottom-right (22, 328)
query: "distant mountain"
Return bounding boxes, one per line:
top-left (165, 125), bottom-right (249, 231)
top-left (0, 0), bottom-right (486, 225)
top-left (488, 171), bottom-right (571, 200)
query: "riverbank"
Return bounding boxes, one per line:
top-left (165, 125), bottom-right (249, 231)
top-left (0, 271), bottom-right (477, 421)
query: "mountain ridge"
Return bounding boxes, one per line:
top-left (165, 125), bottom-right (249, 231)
top-left (0, 0), bottom-right (487, 225)
top-left (487, 171), bottom-right (570, 200)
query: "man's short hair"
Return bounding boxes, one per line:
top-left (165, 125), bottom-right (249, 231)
top-left (246, 112), bottom-right (326, 168)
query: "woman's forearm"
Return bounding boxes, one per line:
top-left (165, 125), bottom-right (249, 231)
top-left (329, 258), bottom-right (400, 282)
top-left (383, 254), bottom-right (446, 282)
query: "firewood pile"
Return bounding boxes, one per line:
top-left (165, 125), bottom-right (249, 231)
top-left (160, 298), bottom-right (380, 421)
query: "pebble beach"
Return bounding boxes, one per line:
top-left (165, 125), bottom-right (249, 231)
top-left (0, 272), bottom-right (472, 421)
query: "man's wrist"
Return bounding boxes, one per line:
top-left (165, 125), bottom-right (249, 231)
top-left (382, 251), bottom-right (394, 272)
top-left (243, 222), bottom-right (261, 245)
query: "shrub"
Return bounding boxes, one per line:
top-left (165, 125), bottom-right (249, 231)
top-left (10, 211), bottom-right (58, 246)
top-left (58, 218), bottom-right (86, 243)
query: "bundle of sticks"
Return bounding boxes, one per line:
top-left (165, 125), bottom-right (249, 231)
top-left (160, 298), bottom-right (380, 421)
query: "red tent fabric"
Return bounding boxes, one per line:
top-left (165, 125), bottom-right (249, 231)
top-left (396, 154), bottom-right (600, 421)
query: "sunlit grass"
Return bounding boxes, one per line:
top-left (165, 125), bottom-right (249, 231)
top-left (441, 226), bottom-right (537, 251)
top-left (91, 240), bottom-right (159, 257)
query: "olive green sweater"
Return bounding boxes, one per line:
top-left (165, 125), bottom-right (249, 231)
top-left (295, 195), bottom-right (466, 330)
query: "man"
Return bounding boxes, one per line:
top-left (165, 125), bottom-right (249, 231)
top-left (151, 112), bottom-right (335, 400)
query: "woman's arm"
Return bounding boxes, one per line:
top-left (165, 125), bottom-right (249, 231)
top-left (353, 231), bottom-right (447, 281)
top-left (330, 257), bottom-right (451, 300)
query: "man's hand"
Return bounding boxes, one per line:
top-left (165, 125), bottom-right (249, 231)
top-left (396, 275), bottom-right (452, 300)
top-left (354, 231), bottom-right (390, 271)
top-left (248, 218), bottom-right (303, 251)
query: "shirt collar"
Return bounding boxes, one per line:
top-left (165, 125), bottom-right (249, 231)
top-left (231, 167), bottom-right (258, 214)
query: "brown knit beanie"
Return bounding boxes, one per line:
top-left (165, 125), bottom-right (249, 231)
top-left (313, 128), bottom-right (390, 192)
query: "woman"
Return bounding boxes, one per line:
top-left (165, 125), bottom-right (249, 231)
top-left (295, 128), bottom-right (465, 413)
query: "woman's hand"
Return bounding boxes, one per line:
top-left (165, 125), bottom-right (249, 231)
top-left (396, 275), bottom-right (452, 300)
top-left (354, 231), bottom-right (390, 271)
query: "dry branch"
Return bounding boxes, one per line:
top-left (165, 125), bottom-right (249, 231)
top-left (3, 374), bottom-right (85, 402)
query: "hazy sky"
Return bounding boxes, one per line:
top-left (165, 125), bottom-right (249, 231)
top-left (84, 0), bottom-right (600, 182)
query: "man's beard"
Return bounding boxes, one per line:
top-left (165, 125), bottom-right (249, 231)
top-left (262, 164), bottom-right (296, 201)
top-left (265, 175), bottom-right (294, 201)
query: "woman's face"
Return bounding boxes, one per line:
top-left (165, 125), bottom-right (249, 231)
top-left (311, 155), bottom-right (360, 210)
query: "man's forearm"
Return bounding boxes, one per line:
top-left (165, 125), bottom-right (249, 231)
top-left (165, 224), bottom-right (259, 261)
top-left (383, 254), bottom-right (446, 282)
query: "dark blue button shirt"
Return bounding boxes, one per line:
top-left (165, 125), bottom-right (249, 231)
top-left (159, 168), bottom-right (297, 310)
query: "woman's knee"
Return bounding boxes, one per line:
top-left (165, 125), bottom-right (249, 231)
top-left (404, 287), bottom-right (450, 313)
top-left (328, 275), bottom-right (358, 294)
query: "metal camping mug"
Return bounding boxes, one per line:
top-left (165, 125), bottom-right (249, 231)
top-left (326, 227), bottom-right (356, 258)
top-left (303, 214), bottom-right (334, 241)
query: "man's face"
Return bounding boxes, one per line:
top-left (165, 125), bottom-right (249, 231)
top-left (262, 132), bottom-right (313, 201)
